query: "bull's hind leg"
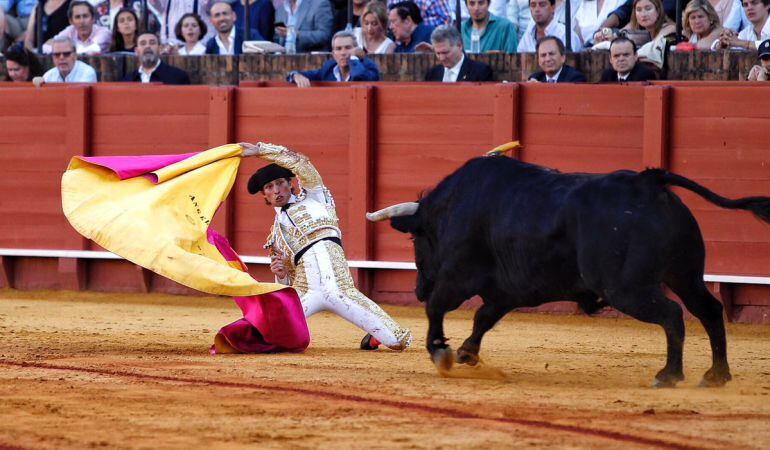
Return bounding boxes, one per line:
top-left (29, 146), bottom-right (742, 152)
top-left (667, 275), bottom-right (732, 387)
top-left (457, 299), bottom-right (510, 366)
top-left (605, 286), bottom-right (685, 387)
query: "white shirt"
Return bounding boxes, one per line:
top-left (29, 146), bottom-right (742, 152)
top-left (332, 55), bottom-right (360, 81)
top-left (517, 16), bottom-right (582, 52)
top-left (42, 60), bottom-right (98, 83)
top-left (178, 42), bottom-right (207, 55)
top-left (737, 15), bottom-right (770, 48)
top-left (574, 0), bottom-right (623, 45)
top-left (442, 55), bottom-right (465, 82)
top-left (215, 27), bottom-right (236, 55)
top-left (618, 72), bottom-right (629, 81)
top-left (139, 60), bottom-right (162, 83)
top-left (545, 66), bottom-right (563, 83)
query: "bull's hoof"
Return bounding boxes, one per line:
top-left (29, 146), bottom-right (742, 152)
top-left (456, 347), bottom-right (479, 366)
top-left (432, 346), bottom-right (454, 374)
top-left (699, 368), bottom-right (732, 388)
top-left (652, 371), bottom-right (684, 388)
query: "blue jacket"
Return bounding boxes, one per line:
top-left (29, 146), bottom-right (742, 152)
top-left (288, 57), bottom-right (380, 82)
top-left (205, 28), bottom-right (244, 55)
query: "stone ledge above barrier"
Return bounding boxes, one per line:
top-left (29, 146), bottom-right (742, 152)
top-left (0, 50), bottom-right (762, 84)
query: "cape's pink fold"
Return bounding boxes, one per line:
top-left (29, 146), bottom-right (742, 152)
top-left (77, 152), bottom-right (198, 181)
top-left (207, 229), bottom-right (310, 354)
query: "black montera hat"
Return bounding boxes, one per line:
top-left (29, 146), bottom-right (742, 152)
top-left (759, 40), bottom-right (770, 58)
top-left (247, 164), bottom-right (295, 194)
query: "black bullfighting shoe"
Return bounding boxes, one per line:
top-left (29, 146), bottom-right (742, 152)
top-left (360, 333), bottom-right (381, 350)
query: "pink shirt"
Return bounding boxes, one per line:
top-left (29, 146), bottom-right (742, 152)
top-left (44, 24), bottom-right (112, 55)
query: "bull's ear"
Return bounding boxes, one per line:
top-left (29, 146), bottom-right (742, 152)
top-left (390, 215), bottom-right (419, 234)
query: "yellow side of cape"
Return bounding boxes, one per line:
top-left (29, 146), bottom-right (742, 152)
top-left (61, 144), bottom-right (285, 297)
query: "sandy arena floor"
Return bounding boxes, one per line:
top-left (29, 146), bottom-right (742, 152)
top-left (0, 289), bottom-right (769, 450)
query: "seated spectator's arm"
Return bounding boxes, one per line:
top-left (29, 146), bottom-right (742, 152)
top-left (600, 0), bottom-right (631, 29)
top-left (287, 68), bottom-right (322, 87)
top-left (297, 0), bottom-right (333, 50)
top-left (424, 0), bottom-right (453, 27)
top-left (23, 5), bottom-right (35, 49)
top-left (747, 65), bottom-right (769, 81)
top-left (349, 57), bottom-right (380, 81)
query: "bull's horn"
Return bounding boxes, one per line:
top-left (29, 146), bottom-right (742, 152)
top-left (366, 202), bottom-right (419, 222)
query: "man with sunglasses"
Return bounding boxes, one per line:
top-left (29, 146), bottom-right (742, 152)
top-left (36, 37), bottom-right (97, 84)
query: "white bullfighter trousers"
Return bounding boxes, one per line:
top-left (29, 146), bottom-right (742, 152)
top-left (292, 240), bottom-right (412, 350)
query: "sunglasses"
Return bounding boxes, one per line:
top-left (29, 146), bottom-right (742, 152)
top-left (52, 51), bottom-right (74, 58)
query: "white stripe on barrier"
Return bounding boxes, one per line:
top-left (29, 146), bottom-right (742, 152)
top-left (0, 248), bottom-right (768, 285)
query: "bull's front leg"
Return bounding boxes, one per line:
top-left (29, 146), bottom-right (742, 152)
top-left (425, 300), bottom-right (453, 372)
top-left (457, 301), bottom-right (509, 366)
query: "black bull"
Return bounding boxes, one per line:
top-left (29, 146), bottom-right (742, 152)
top-left (367, 156), bottom-right (770, 387)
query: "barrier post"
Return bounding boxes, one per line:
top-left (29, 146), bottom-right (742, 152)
top-left (493, 83), bottom-right (520, 158)
top-left (347, 86), bottom-right (375, 296)
top-left (208, 86), bottom-right (236, 243)
top-left (642, 85), bottom-right (670, 169)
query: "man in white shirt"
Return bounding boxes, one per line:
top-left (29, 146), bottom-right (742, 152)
top-left (34, 37), bottom-right (97, 85)
top-left (716, 0), bottom-right (770, 50)
top-left (42, 1), bottom-right (111, 55)
top-left (204, 0), bottom-right (243, 55)
top-left (424, 25), bottom-right (494, 81)
top-left (517, 0), bottom-right (581, 52)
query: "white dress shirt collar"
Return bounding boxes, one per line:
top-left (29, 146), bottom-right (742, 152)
top-left (443, 54), bottom-right (465, 82)
top-left (546, 66), bottom-right (563, 83)
top-left (215, 27), bottom-right (236, 55)
top-left (139, 59), bottom-right (162, 83)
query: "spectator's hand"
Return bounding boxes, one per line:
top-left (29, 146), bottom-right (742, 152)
top-left (414, 42), bottom-right (433, 52)
top-left (32, 76), bottom-right (44, 88)
top-left (270, 254), bottom-right (288, 279)
top-left (527, 78), bottom-right (539, 83)
top-left (593, 27), bottom-right (615, 44)
top-left (275, 26), bottom-right (287, 38)
top-left (748, 65), bottom-right (769, 81)
top-left (293, 73), bottom-right (311, 88)
top-left (352, 47), bottom-right (366, 59)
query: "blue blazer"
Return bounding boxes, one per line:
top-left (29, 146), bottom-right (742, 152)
top-left (205, 28), bottom-right (245, 55)
top-left (289, 58), bottom-right (380, 82)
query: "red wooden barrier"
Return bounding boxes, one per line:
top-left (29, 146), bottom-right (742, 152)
top-left (1, 83), bottom-right (769, 323)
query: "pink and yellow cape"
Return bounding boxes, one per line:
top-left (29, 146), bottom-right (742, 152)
top-left (61, 144), bottom-right (310, 354)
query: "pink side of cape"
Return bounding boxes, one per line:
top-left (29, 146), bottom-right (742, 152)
top-left (207, 229), bottom-right (310, 354)
top-left (76, 152), bottom-right (198, 182)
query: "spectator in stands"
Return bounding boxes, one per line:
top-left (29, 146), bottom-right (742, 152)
top-left (387, 0), bottom-right (452, 27)
top-left (518, 0), bottom-right (581, 52)
top-left (274, 0), bottom-right (334, 52)
top-left (175, 12), bottom-right (207, 55)
top-left (507, 0), bottom-right (533, 41)
top-left (708, 0), bottom-right (746, 32)
top-left (123, 32), bottom-right (191, 83)
top-left (1, 0), bottom-right (36, 42)
top-left (462, 0), bottom-right (518, 52)
top-left (389, 1), bottom-right (434, 52)
top-left (527, 35), bottom-right (586, 81)
top-left (616, 0), bottom-right (675, 75)
top-left (34, 36), bottom-right (97, 83)
top-left (149, 0), bottom-right (213, 46)
top-left (42, 1), bottom-right (111, 54)
top-left (425, 24), bottom-right (495, 81)
top-left (683, 0), bottom-right (723, 50)
top-left (92, 0), bottom-right (160, 34)
top-left (110, 7), bottom-right (140, 52)
top-left (594, 0), bottom-right (676, 32)
top-left (0, 9), bottom-right (11, 54)
top-left (3, 42), bottom-right (44, 81)
top-left (287, 30), bottom-right (379, 87)
top-left (233, 0), bottom-right (275, 41)
top-left (574, 0), bottom-right (624, 46)
top-left (24, 0), bottom-right (71, 50)
top-left (355, 1), bottom-right (396, 54)
top-left (599, 36), bottom-right (656, 81)
top-left (205, 0), bottom-right (242, 55)
top-left (747, 38), bottom-right (770, 79)
top-left (716, 0), bottom-right (769, 50)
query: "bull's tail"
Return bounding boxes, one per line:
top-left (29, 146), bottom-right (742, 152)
top-left (640, 169), bottom-right (770, 223)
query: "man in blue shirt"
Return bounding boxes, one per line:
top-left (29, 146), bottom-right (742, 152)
top-left (461, 0), bottom-right (517, 53)
top-left (287, 30), bottom-right (380, 87)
